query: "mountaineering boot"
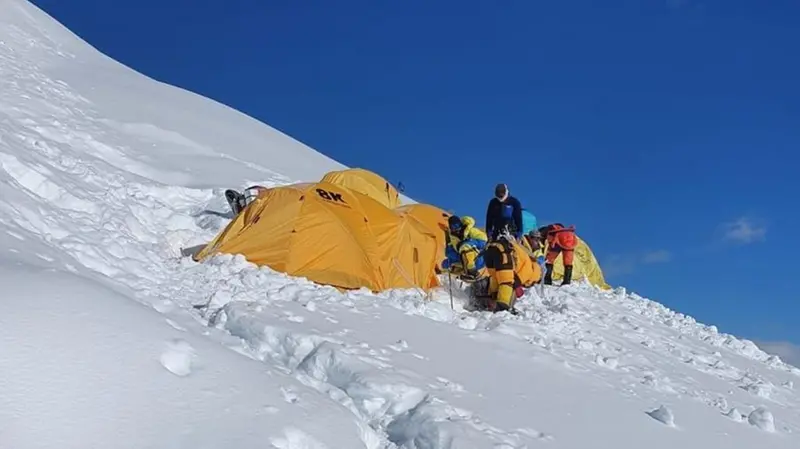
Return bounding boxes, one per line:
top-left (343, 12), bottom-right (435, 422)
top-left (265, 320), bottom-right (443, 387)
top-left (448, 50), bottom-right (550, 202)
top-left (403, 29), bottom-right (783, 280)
top-left (544, 263), bottom-right (554, 285)
top-left (467, 277), bottom-right (491, 311)
top-left (562, 265), bottom-right (573, 285)
top-left (493, 301), bottom-right (519, 316)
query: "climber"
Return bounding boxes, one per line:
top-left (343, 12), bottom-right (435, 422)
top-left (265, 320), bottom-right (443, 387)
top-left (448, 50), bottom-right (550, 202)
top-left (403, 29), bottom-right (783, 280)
top-left (523, 229), bottom-right (546, 262)
top-left (540, 223), bottom-right (578, 286)
top-left (483, 230), bottom-right (522, 314)
top-left (485, 183), bottom-right (523, 241)
top-left (441, 215), bottom-right (487, 280)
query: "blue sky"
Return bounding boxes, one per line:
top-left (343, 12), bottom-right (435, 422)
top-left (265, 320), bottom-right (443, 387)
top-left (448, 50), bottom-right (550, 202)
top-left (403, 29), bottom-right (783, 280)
top-left (31, 1), bottom-right (800, 350)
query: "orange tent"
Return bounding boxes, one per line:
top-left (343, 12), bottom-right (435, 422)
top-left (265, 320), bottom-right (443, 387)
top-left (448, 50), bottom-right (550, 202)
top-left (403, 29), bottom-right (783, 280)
top-left (320, 168), bottom-right (401, 209)
top-left (194, 181), bottom-right (439, 292)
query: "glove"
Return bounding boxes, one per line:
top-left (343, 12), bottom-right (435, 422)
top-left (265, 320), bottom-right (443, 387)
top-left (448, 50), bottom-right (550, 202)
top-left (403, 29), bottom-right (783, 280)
top-left (536, 256), bottom-right (545, 265)
top-left (441, 258), bottom-right (451, 270)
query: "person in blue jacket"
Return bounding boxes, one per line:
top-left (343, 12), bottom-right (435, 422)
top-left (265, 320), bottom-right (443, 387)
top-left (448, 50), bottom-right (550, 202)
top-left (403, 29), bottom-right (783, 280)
top-left (485, 183), bottom-right (523, 241)
top-left (441, 215), bottom-right (487, 280)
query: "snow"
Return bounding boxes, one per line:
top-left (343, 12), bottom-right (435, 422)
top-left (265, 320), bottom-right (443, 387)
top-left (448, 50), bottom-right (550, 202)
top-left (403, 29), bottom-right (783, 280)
top-left (0, 0), bottom-right (799, 448)
top-left (0, 265), bottom-right (368, 449)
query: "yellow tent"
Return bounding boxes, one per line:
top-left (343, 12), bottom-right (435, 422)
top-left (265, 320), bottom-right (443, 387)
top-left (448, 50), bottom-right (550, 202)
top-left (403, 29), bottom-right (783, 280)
top-left (394, 203), bottom-right (451, 269)
top-left (548, 236), bottom-right (609, 289)
top-left (510, 240), bottom-right (542, 287)
top-left (320, 168), bottom-right (401, 209)
top-left (193, 181), bottom-right (440, 292)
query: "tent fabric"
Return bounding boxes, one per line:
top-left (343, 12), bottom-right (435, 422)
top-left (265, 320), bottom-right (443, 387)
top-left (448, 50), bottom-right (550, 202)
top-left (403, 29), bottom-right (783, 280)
top-left (394, 203), bottom-right (451, 268)
top-left (548, 236), bottom-right (610, 289)
top-left (320, 168), bottom-right (401, 210)
top-left (521, 209), bottom-right (537, 235)
top-left (194, 182), bottom-right (440, 292)
top-left (511, 240), bottom-right (541, 287)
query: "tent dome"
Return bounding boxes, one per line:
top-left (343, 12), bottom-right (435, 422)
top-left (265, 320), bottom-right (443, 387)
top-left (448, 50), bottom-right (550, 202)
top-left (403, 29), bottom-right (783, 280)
top-left (521, 209), bottom-right (537, 235)
top-left (320, 168), bottom-right (401, 209)
top-left (194, 181), bottom-right (439, 292)
top-left (549, 235), bottom-right (609, 289)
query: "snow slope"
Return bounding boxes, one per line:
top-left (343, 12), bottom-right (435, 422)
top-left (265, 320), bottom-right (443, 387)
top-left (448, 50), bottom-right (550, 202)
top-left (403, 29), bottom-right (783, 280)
top-left (1, 1), bottom-right (799, 448)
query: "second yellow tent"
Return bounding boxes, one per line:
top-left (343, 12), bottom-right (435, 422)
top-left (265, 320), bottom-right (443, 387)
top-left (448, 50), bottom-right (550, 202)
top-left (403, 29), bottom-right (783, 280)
top-left (394, 203), bottom-right (451, 269)
top-left (546, 236), bottom-right (609, 289)
top-left (321, 168), bottom-right (401, 209)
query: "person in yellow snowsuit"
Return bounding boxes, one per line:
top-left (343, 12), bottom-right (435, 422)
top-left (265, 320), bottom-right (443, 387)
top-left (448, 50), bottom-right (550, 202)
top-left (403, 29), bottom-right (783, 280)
top-left (483, 230), bottom-right (522, 314)
top-left (445, 217), bottom-right (537, 314)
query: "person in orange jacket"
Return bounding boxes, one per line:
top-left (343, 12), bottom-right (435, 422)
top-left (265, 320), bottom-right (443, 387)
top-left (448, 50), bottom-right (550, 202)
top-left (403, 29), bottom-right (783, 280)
top-left (539, 223), bottom-right (578, 285)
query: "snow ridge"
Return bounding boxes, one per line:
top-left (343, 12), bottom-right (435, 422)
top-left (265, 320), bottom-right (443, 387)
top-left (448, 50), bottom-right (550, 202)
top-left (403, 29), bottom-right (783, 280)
top-left (1, 0), bottom-right (799, 447)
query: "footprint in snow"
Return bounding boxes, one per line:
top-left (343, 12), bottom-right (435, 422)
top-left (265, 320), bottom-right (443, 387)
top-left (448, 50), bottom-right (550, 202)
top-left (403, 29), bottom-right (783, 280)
top-left (515, 427), bottom-right (554, 441)
top-left (282, 311), bottom-right (305, 323)
top-left (280, 387), bottom-right (299, 404)
top-left (524, 335), bottom-right (549, 349)
top-left (724, 407), bottom-right (745, 423)
top-left (271, 427), bottom-right (329, 449)
top-left (388, 339), bottom-right (409, 352)
top-left (6, 230), bottom-right (25, 240)
top-left (165, 318), bottom-right (186, 332)
top-left (261, 405), bottom-right (280, 415)
top-left (160, 339), bottom-right (195, 377)
top-left (595, 355), bottom-right (619, 369)
top-left (705, 396), bottom-right (728, 411)
top-left (575, 339), bottom-right (595, 352)
top-left (436, 377), bottom-right (465, 392)
top-left (153, 299), bottom-right (174, 314)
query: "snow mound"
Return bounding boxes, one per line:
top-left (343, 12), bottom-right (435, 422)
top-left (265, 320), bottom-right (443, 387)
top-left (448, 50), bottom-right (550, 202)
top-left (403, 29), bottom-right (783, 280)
top-left (160, 338), bottom-right (196, 377)
top-left (0, 0), bottom-right (799, 448)
top-left (647, 405), bottom-right (676, 427)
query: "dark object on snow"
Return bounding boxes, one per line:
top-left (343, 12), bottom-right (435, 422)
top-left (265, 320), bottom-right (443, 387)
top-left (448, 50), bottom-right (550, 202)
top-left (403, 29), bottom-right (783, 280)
top-left (180, 244), bottom-right (206, 258)
top-left (225, 189), bottom-right (247, 215)
top-left (225, 185), bottom-right (269, 216)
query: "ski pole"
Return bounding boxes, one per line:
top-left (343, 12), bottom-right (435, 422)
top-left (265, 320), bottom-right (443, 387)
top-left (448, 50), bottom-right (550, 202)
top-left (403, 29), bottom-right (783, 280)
top-left (448, 271), bottom-right (454, 309)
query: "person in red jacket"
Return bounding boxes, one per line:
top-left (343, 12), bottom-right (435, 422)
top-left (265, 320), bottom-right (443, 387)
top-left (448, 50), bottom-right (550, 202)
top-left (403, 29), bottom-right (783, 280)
top-left (540, 223), bottom-right (578, 285)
